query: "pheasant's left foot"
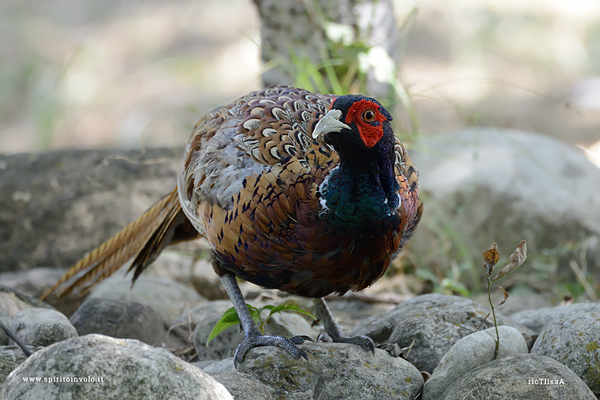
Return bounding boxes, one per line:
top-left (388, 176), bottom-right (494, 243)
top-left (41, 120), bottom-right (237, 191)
top-left (312, 297), bottom-right (375, 354)
top-left (317, 331), bottom-right (375, 354)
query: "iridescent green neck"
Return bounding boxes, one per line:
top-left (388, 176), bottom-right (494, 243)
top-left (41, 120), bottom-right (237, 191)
top-left (320, 160), bottom-right (400, 230)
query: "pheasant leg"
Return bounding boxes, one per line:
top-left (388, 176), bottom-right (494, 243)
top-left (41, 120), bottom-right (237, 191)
top-left (313, 298), bottom-right (375, 353)
top-left (220, 273), bottom-right (310, 368)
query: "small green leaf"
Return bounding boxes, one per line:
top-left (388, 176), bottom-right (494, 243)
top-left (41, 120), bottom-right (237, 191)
top-left (247, 304), bottom-right (262, 326)
top-left (206, 307), bottom-right (240, 346)
top-left (266, 304), bottom-right (317, 321)
top-left (206, 304), bottom-right (265, 344)
top-left (260, 305), bottom-right (275, 312)
top-left (207, 303), bottom-right (317, 344)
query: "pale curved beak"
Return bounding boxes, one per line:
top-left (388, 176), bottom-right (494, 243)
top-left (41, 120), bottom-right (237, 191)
top-left (312, 109), bottom-right (351, 139)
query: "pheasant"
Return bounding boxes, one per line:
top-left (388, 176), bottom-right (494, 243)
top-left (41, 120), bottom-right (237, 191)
top-left (41, 86), bottom-right (423, 367)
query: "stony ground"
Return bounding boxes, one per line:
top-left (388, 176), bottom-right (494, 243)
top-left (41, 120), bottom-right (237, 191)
top-left (0, 272), bottom-right (599, 399)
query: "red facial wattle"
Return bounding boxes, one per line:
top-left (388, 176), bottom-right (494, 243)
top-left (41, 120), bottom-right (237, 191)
top-left (345, 99), bottom-right (387, 148)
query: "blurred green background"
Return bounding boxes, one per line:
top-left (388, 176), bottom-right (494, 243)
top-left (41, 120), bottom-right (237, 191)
top-left (1, 0), bottom-right (599, 163)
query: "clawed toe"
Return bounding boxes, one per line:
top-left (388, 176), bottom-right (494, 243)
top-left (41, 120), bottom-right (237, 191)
top-left (234, 333), bottom-right (309, 368)
top-left (312, 298), bottom-right (375, 354)
top-left (289, 335), bottom-right (314, 344)
top-left (339, 334), bottom-right (375, 354)
top-left (317, 332), bottom-right (332, 342)
top-left (318, 332), bottom-right (375, 354)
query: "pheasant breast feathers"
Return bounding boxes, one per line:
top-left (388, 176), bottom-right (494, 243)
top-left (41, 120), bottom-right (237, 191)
top-left (178, 86), bottom-right (422, 298)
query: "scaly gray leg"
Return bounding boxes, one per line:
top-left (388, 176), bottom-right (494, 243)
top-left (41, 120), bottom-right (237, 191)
top-left (220, 273), bottom-right (311, 368)
top-left (313, 298), bottom-right (375, 353)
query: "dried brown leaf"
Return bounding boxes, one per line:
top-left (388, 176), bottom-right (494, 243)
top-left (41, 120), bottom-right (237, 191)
top-left (560, 295), bottom-right (573, 306)
top-left (493, 240), bottom-right (527, 281)
top-left (421, 371), bottom-right (432, 383)
top-left (483, 243), bottom-right (500, 277)
top-left (497, 286), bottom-right (509, 306)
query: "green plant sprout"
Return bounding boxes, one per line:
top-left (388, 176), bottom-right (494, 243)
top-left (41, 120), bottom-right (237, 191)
top-left (268, 0), bottom-right (421, 135)
top-left (482, 240), bottom-right (527, 358)
top-left (207, 303), bottom-right (316, 346)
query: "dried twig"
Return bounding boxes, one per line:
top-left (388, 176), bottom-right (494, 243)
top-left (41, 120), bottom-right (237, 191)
top-left (0, 319), bottom-right (32, 357)
top-left (569, 260), bottom-right (598, 301)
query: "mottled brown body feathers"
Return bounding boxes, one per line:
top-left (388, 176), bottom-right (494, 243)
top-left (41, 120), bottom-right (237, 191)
top-left (179, 86), bottom-right (422, 297)
top-left (43, 86), bottom-right (422, 300)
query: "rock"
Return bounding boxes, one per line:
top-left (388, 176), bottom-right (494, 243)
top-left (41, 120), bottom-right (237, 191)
top-left (202, 358), bottom-right (235, 374)
top-left (438, 354), bottom-right (596, 400)
top-left (210, 371), bottom-right (273, 400)
top-left (322, 297), bottom-right (396, 333)
top-left (70, 298), bottom-right (186, 350)
top-left (0, 286), bottom-right (54, 318)
top-left (191, 275), bottom-right (229, 301)
top-left (531, 311), bottom-right (600, 396)
top-left (424, 326), bottom-right (529, 400)
top-left (192, 360), bottom-right (221, 370)
top-left (239, 342), bottom-right (423, 400)
top-left (262, 311), bottom-right (316, 339)
top-left (511, 302), bottom-right (600, 333)
top-left (0, 309), bottom-right (11, 345)
top-left (410, 129), bottom-right (600, 284)
top-left (0, 269), bottom-right (85, 317)
top-left (1, 334), bottom-right (233, 400)
top-left (0, 268), bottom-right (66, 298)
top-left (10, 308), bottom-right (77, 347)
top-left (0, 148), bottom-right (183, 273)
top-left (0, 346), bottom-right (28, 389)
top-left (351, 293), bottom-right (532, 372)
top-left (146, 253), bottom-right (228, 301)
top-left (89, 275), bottom-right (206, 321)
top-left (171, 300), bottom-right (233, 332)
top-left (0, 345), bottom-right (44, 390)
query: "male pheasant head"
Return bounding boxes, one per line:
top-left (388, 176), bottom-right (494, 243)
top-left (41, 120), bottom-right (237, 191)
top-left (312, 95), bottom-right (393, 151)
top-left (311, 94), bottom-right (400, 228)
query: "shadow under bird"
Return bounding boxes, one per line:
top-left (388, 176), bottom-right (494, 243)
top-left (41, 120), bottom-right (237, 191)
top-left (42, 85), bottom-right (423, 368)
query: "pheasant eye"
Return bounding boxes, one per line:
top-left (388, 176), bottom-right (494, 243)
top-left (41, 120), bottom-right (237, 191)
top-left (362, 109), bottom-right (376, 123)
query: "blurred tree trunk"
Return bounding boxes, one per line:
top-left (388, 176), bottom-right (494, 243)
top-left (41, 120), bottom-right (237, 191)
top-left (252, 0), bottom-right (399, 97)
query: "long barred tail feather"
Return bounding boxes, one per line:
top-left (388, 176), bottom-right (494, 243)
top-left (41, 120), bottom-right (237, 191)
top-left (40, 188), bottom-right (197, 300)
